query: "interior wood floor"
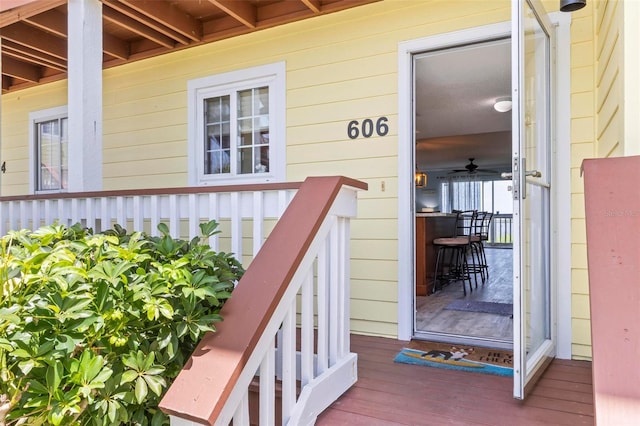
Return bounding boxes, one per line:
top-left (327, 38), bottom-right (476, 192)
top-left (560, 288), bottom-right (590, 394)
top-left (317, 334), bottom-right (594, 425)
top-left (416, 246), bottom-right (513, 342)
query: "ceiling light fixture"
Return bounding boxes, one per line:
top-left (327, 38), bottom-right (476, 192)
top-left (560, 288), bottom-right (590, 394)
top-left (494, 97), bottom-right (512, 113)
top-left (415, 168), bottom-right (427, 188)
top-left (560, 0), bottom-right (586, 12)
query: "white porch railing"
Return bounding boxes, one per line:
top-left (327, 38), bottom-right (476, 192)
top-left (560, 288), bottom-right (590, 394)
top-left (0, 177), bottom-right (366, 425)
top-left (0, 183), bottom-right (300, 262)
top-left (159, 176), bottom-right (366, 425)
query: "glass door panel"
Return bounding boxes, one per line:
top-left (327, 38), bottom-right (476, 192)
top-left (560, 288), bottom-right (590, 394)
top-left (511, 0), bottom-right (555, 399)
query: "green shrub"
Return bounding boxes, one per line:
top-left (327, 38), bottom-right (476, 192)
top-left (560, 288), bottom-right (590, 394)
top-left (0, 221), bottom-right (244, 425)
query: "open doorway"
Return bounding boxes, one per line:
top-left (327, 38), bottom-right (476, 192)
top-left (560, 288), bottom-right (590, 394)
top-left (412, 38), bottom-right (513, 349)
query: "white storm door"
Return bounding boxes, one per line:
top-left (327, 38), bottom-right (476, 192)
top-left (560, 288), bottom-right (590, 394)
top-left (511, 0), bottom-right (555, 400)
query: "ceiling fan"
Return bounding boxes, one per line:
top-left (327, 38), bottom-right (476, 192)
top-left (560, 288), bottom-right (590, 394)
top-left (449, 158), bottom-right (499, 175)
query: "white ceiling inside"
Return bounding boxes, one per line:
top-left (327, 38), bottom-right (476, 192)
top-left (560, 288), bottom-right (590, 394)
top-left (415, 37), bottom-right (512, 173)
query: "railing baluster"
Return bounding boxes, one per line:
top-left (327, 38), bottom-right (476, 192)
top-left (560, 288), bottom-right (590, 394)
top-left (100, 197), bottom-right (109, 232)
top-left (19, 201), bottom-right (28, 230)
top-left (252, 191), bottom-right (264, 257)
top-left (281, 300), bottom-right (297, 425)
top-left (150, 195), bottom-right (160, 237)
top-left (71, 198), bottom-right (80, 227)
top-left (169, 194), bottom-right (179, 237)
top-left (301, 271), bottom-right (314, 386)
top-left (44, 199), bottom-right (52, 227)
top-left (57, 198), bottom-right (65, 226)
top-left (188, 193), bottom-right (198, 240)
top-left (338, 217), bottom-right (350, 357)
top-left (316, 238), bottom-right (329, 375)
top-left (116, 196), bottom-right (125, 228)
top-left (86, 198), bottom-right (96, 231)
top-left (9, 201), bottom-right (17, 231)
top-left (329, 217), bottom-right (339, 365)
top-left (208, 193), bottom-right (219, 251)
top-left (230, 192), bottom-right (241, 260)
top-left (232, 392), bottom-right (250, 426)
top-left (31, 200), bottom-right (40, 230)
top-left (259, 337), bottom-right (276, 426)
top-left (133, 196), bottom-right (142, 232)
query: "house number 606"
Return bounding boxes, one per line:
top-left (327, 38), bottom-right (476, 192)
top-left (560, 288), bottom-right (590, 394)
top-left (347, 117), bottom-right (389, 139)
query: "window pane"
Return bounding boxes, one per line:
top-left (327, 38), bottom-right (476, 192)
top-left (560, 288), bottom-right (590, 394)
top-left (236, 87), bottom-right (269, 174)
top-left (37, 118), bottom-right (64, 191)
top-left (204, 96), bottom-right (231, 175)
top-left (238, 146), bottom-right (253, 174)
top-left (60, 118), bottom-right (68, 189)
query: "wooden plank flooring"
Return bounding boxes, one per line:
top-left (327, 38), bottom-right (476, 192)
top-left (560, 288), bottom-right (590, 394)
top-left (416, 247), bottom-right (514, 342)
top-left (317, 334), bottom-right (593, 425)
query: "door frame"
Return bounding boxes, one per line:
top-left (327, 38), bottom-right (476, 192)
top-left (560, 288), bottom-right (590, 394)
top-left (397, 13), bottom-right (572, 359)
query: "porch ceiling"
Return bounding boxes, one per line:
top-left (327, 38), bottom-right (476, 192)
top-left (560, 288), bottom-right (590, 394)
top-left (0, 0), bottom-right (379, 93)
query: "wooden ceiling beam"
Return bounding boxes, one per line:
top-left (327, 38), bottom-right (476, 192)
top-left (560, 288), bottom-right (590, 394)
top-left (103, 6), bottom-right (174, 49)
top-left (120, 0), bottom-right (202, 43)
top-left (23, 8), bottom-right (66, 37)
top-left (2, 75), bottom-right (11, 92)
top-left (1, 55), bottom-right (41, 82)
top-left (2, 40), bottom-right (67, 70)
top-left (301, 0), bottom-right (322, 13)
top-left (103, 32), bottom-right (130, 60)
top-left (208, 0), bottom-right (256, 29)
top-left (1, 21), bottom-right (67, 60)
top-left (102, 0), bottom-right (188, 46)
top-left (0, 0), bottom-right (65, 27)
top-left (20, 7), bottom-right (129, 61)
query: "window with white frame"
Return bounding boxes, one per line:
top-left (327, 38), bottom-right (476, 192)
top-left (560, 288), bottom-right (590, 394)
top-left (188, 62), bottom-right (286, 185)
top-left (29, 106), bottom-right (68, 193)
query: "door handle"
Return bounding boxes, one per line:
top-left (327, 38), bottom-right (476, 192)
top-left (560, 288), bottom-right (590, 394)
top-left (501, 159), bottom-right (542, 200)
top-left (502, 170), bottom-right (541, 179)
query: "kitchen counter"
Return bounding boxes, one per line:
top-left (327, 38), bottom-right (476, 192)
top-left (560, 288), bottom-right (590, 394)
top-left (415, 212), bottom-right (457, 217)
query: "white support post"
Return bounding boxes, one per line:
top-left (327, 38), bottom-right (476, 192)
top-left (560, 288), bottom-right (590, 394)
top-left (67, 0), bottom-right (103, 192)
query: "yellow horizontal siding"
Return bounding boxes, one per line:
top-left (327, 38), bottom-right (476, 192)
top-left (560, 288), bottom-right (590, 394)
top-left (572, 242), bottom-right (588, 270)
top-left (104, 125), bottom-right (186, 149)
top-left (571, 91), bottom-right (595, 118)
top-left (571, 66), bottom-right (594, 93)
top-left (571, 268), bottom-right (590, 294)
top-left (351, 279), bottom-right (397, 302)
top-left (288, 138), bottom-right (397, 167)
top-left (571, 218), bottom-right (587, 244)
top-left (351, 299), bottom-right (397, 324)
top-left (104, 173), bottom-right (188, 190)
top-left (351, 239), bottom-right (398, 261)
top-left (572, 344), bottom-right (593, 361)
top-left (351, 218), bottom-right (398, 240)
top-left (571, 117), bottom-right (595, 144)
top-left (287, 157), bottom-right (397, 182)
top-left (350, 319), bottom-right (397, 339)
top-left (351, 258), bottom-right (397, 283)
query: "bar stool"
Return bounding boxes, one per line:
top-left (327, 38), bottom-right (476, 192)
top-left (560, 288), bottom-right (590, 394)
top-left (432, 210), bottom-right (477, 295)
top-left (470, 211), bottom-right (493, 283)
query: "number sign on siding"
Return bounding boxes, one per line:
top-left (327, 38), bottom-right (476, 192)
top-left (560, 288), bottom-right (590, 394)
top-left (347, 117), bottom-right (389, 139)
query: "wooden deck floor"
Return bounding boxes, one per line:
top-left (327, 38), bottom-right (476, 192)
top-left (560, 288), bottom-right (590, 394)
top-left (317, 334), bottom-right (594, 426)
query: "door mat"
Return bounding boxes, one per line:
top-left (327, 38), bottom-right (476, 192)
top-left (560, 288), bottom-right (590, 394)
top-left (444, 299), bottom-right (513, 316)
top-left (393, 340), bottom-right (513, 377)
